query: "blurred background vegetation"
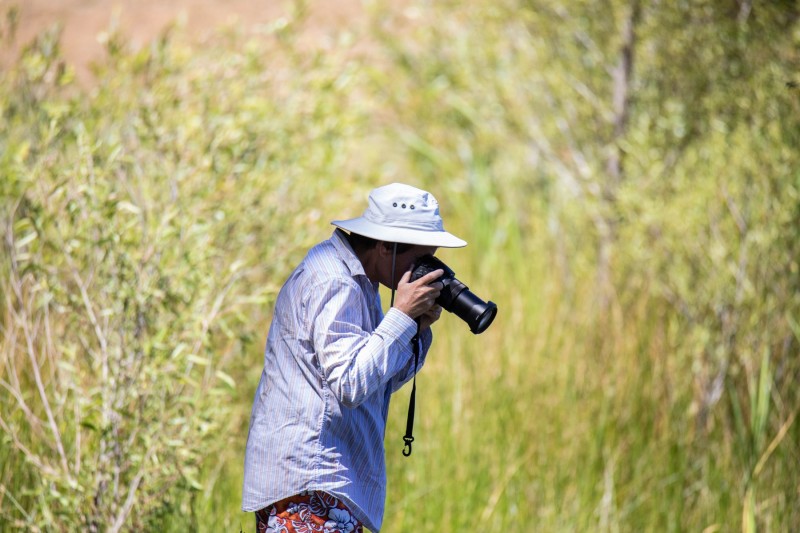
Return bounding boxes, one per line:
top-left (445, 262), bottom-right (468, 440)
top-left (1, 0), bottom-right (799, 531)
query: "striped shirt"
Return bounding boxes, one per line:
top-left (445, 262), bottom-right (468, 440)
top-left (242, 229), bottom-right (432, 532)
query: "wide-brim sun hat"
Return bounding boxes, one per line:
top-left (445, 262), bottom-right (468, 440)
top-left (331, 183), bottom-right (467, 248)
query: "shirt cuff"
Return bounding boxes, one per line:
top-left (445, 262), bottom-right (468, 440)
top-left (380, 307), bottom-right (418, 345)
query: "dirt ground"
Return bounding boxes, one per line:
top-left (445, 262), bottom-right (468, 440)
top-left (0, 0), bottom-right (366, 84)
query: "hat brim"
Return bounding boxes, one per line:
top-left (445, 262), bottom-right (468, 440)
top-left (331, 218), bottom-right (467, 248)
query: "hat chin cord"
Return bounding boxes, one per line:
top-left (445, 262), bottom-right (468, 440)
top-left (389, 242), bottom-right (397, 308)
top-left (387, 243), bottom-right (421, 458)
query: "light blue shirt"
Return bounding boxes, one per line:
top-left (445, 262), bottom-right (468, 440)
top-left (242, 229), bottom-right (431, 531)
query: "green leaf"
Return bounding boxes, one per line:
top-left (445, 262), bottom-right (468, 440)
top-left (215, 370), bottom-right (236, 389)
top-left (14, 232), bottom-right (37, 249)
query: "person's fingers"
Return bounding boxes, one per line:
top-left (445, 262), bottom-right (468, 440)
top-left (419, 304), bottom-right (444, 330)
top-left (395, 268), bottom-right (444, 318)
top-left (417, 268), bottom-right (444, 285)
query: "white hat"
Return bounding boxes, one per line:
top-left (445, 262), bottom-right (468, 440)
top-left (331, 183), bottom-right (467, 248)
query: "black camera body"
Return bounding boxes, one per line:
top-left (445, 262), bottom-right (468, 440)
top-left (410, 255), bottom-right (497, 334)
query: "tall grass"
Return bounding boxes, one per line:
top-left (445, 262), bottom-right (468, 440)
top-left (1, 1), bottom-right (799, 531)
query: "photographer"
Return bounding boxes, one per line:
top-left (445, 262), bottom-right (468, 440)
top-left (242, 183), bottom-right (466, 533)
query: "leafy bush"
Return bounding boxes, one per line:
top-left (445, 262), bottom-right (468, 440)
top-left (0, 12), bottom-right (372, 531)
top-left (1, 1), bottom-right (799, 531)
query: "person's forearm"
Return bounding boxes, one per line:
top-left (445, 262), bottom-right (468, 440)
top-left (319, 308), bottom-right (419, 407)
top-left (389, 327), bottom-right (432, 393)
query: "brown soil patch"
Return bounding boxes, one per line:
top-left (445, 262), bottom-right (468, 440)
top-left (1, 0), bottom-right (368, 85)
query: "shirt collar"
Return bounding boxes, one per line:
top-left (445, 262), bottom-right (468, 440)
top-left (330, 228), bottom-right (368, 279)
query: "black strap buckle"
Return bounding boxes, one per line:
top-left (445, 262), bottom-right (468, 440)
top-left (402, 436), bottom-right (414, 457)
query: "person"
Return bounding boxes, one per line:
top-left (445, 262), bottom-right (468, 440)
top-left (242, 183), bottom-right (467, 532)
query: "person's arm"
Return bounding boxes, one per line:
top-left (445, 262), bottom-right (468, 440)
top-left (388, 327), bottom-right (432, 393)
top-left (387, 270), bottom-right (444, 393)
top-left (309, 278), bottom-right (418, 408)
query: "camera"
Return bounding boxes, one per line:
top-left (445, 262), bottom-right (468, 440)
top-left (410, 255), bottom-right (497, 334)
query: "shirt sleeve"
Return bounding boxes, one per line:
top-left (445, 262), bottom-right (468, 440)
top-left (307, 277), bottom-right (419, 408)
top-left (388, 328), bottom-right (432, 393)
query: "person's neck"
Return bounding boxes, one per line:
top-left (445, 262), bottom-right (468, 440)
top-left (355, 247), bottom-right (380, 284)
top-left (344, 232), bottom-right (380, 284)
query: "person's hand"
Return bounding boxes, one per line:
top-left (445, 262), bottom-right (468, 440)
top-left (393, 268), bottom-right (444, 320)
top-left (419, 304), bottom-right (443, 331)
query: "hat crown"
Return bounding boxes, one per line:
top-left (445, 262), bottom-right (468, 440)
top-left (330, 182), bottom-right (466, 247)
top-left (362, 183), bottom-right (444, 232)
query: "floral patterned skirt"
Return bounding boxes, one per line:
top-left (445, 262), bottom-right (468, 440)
top-left (255, 491), bottom-right (364, 533)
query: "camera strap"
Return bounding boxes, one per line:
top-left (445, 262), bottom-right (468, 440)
top-left (402, 319), bottom-right (421, 457)
top-left (388, 243), bottom-right (421, 458)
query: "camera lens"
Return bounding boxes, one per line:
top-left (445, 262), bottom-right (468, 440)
top-left (410, 254), bottom-right (498, 334)
top-left (449, 289), bottom-right (498, 334)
